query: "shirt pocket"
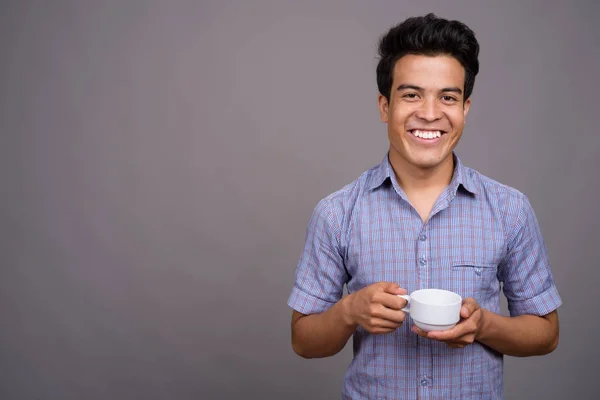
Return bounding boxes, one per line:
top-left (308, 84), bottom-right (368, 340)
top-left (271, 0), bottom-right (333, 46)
top-left (449, 259), bottom-right (498, 303)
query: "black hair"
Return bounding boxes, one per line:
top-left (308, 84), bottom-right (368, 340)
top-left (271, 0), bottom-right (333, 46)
top-left (376, 13), bottom-right (480, 102)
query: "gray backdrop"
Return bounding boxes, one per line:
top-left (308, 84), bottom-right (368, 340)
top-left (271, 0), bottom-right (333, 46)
top-left (1, 0), bottom-right (598, 399)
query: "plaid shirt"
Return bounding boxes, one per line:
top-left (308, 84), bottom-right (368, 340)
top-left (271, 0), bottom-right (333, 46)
top-left (288, 153), bottom-right (562, 399)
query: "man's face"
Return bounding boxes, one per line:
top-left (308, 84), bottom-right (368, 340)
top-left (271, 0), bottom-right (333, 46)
top-left (378, 54), bottom-right (471, 172)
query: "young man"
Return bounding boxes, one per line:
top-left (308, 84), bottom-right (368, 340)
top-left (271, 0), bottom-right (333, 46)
top-left (287, 13), bottom-right (561, 399)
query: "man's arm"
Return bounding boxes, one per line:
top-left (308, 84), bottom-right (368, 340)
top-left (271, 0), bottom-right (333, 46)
top-left (292, 282), bottom-right (407, 359)
top-left (291, 299), bottom-right (355, 359)
top-left (477, 308), bottom-right (559, 356)
top-left (414, 299), bottom-right (559, 357)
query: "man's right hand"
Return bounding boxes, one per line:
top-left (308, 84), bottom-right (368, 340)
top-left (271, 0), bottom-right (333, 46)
top-left (343, 282), bottom-right (408, 334)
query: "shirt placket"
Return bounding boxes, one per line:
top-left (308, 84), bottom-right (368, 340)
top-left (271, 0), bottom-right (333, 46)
top-left (416, 190), bottom-right (455, 397)
top-left (416, 223), bottom-right (432, 397)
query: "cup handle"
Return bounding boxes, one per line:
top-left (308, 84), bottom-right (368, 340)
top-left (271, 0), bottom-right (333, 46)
top-left (398, 294), bottom-right (410, 313)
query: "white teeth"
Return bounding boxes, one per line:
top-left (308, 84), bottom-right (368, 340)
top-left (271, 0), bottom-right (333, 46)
top-left (412, 130), bottom-right (442, 139)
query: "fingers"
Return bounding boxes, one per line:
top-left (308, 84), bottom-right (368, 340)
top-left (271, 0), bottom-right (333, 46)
top-left (371, 317), bottom-right (403, 330)
top-left (424, 324), bottom-right (466, 341)
top-left (353, 282), bottom-right (411, 333)
top-left (412, 326), bottom-right (463, 344)
top-left (364, 317), bottom-right (403, 334)
top-left (371, 303), bottom-right (407, 324)
top-left (403, 296), bottom-right (481, 347)
top-left (377, 293), bottom-right (408, 311)
top-left (370, 326), bottom-right (400, 334)
top-left (410, 325), bottom-right (461, 340)
top-left (445, 342), bottom-right (467, 349)
top-left (411, 326), bottom-right (473, 348)
top-left (381, 282), bottom-right (407, 296)
top-left (372, 288), bottom-right (408, 311)
top-left (411, 326), bottom-right (428, 338)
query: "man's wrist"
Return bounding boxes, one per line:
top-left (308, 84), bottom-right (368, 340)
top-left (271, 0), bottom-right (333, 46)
top-left (339, 294), bottom-right (356, 328)
top-left (476, 308), bottom-right (492, 343)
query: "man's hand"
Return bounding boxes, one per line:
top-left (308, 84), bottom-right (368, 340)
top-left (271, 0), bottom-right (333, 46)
top-left (345, 282), bottom-right (408, 334)
top-left (412, 297), bottom-right (484, 348)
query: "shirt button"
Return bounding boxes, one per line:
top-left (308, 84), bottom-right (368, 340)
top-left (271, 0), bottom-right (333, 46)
top-left (419, 234), bottom-right (427, 241)
top-left (419, 257), bottom-right (427, 266)
top-left (420, 377), bottom-right (429, 387)
top-left (475, 266), bottom-right (482, 276)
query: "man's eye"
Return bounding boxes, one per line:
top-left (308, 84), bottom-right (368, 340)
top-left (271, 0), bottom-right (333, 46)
top-left (442, 95), bottom-right (457, 102)
top-left (404, 93), bottom-right (418, 99)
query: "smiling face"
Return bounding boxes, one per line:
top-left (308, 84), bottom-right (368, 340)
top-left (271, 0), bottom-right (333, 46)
top-left (378, 54), bottom-right (471, 174)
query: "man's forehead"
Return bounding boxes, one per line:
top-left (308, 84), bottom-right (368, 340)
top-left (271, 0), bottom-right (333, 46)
top-left (392, 56), bottom-right (465, 91)
top-left (393, 55), bottom-right (465, 80)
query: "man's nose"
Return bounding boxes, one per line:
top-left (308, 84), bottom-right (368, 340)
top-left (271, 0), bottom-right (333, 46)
top-left (415, 98), bottom-right (443, 121)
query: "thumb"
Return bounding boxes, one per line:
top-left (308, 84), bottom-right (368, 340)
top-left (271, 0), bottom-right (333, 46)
top-left (461, 298), bottom-right (479, 318)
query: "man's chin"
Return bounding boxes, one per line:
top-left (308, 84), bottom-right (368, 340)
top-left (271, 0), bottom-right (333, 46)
top-left (409, 154), bottom-right (452, 171)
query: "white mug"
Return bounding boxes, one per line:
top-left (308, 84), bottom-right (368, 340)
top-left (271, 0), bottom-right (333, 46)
top-left (398, 289), bottom-right (462, 332)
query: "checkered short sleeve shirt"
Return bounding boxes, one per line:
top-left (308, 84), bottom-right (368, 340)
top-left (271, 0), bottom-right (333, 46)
top-left (288, 153), bottom-right (562, 399)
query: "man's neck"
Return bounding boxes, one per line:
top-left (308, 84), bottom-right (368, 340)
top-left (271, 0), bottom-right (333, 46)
top-left (389, 151), bottom-right (455, 196)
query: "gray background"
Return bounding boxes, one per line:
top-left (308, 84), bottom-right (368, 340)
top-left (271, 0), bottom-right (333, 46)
top-left (1, 0), bottom-right (598, 399)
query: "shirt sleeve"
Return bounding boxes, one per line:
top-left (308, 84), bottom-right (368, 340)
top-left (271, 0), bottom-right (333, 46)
top-left (287, 197), bottom-right (349, 315)
top-left (499, 194), bottom-right (562, 317)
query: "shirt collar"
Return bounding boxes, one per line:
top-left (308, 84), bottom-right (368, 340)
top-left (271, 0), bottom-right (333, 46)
top-left (369, 152), bottom-right (478, 195)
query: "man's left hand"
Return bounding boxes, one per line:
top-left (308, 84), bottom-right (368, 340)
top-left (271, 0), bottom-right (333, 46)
top-left (412, 298), bottom-right (484, 348)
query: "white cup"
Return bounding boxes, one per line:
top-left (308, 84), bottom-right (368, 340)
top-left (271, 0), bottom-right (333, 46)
top-left (398, 289), bottom-right (462, 332)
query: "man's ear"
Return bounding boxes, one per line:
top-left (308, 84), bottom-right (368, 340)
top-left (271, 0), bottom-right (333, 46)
top-left (463, 97), bottom-right (471, 118)
top-left (378, 94), bottom-right (389, 123)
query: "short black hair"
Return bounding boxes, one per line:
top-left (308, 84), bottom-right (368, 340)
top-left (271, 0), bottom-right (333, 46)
top-left (376, 13), bottom-right (480, 102)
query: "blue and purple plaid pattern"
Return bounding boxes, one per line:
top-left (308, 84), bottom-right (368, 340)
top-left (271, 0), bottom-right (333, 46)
top-left (288, 153), bottom-right (562, 399)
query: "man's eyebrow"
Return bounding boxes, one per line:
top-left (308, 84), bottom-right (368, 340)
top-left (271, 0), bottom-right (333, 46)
top-left (396, 84), bottom-right (463, 95)
top-left (396, 84), bottom-right (423, 91)
top-left (441, 87), bottom-right (463, 94)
